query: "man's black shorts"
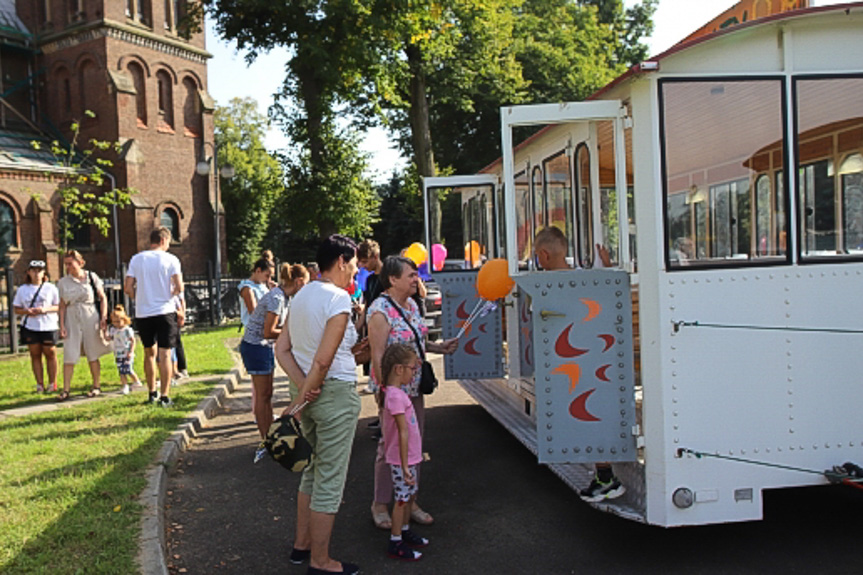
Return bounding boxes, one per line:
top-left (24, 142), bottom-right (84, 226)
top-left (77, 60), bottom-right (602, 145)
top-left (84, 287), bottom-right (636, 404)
top-left (20, 326), bottom-right (59, 346)
top-left (135, 313), bottom-right (178, 349)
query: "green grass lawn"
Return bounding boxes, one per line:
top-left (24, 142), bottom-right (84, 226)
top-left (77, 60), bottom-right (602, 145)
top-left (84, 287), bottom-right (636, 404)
top-left (0, 384), bottom-right (215, 574)
top-left (0, 325), bottom-right (239, 411)
top-left (0, 325), bottom-right (239, 574)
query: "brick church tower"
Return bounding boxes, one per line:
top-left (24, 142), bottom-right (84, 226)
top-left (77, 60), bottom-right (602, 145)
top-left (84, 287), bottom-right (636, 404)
top-left (4, 0), bottom-right (219, 281)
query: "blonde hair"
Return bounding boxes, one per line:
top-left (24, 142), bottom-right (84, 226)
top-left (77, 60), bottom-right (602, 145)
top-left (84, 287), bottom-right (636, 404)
top-left (377, 343), bottom-right (418, 409)
top-left (111, 304), bottom-right (132, 326)
top-left (64, 249), bottom-right (85, 266)
top-left (280, 263), bottom-right (309, 284)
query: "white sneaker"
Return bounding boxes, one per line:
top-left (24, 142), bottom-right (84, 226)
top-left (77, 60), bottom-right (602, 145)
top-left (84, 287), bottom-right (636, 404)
top-left (121, 384), bottom-right (130, 395)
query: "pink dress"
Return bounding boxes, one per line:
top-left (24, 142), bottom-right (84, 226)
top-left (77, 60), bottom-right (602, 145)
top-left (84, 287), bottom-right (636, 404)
top-left (382, 386), bottom-right (422, 466)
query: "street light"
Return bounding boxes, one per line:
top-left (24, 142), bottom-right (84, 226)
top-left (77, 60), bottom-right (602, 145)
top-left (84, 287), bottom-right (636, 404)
top-left (196, 143), bottom-right (235, 324)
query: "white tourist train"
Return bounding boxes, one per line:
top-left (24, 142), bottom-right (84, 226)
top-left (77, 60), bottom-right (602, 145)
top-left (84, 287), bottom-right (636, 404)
top-left (422, 3), bottom-right (863, 527)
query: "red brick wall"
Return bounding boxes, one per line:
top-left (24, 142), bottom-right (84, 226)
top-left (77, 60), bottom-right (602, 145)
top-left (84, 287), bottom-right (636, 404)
top-left (12, 0), bottom-right (218, 281)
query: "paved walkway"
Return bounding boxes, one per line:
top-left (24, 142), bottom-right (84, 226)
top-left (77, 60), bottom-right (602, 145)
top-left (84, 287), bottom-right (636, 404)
top-left (0, 374), bottom-right (219, 419)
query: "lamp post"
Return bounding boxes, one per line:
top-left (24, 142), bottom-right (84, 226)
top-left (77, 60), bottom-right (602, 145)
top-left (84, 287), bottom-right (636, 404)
top-left (196, 143), bottom-right (235, 324)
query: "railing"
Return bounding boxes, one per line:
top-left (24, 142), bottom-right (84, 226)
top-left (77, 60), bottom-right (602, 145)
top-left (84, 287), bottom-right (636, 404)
top-left (0, 267), bottom-right (243, 355)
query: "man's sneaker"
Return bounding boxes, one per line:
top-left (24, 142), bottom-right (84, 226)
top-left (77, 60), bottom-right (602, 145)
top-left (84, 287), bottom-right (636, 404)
top-left (387, 540), bottom-right (422, 561)
top-left (158, 396), bottom-right (174, 407)
top-left (254, 445), bottom-right (268, 464)
top-left (178, 370), bottom-right (190, 379)
top-left (146, 391), bottom-right (160, 404)
top-left (289, 547), bottom-right (310, 565)
top-left (121, 384), bottom-right (130, 395)
top-left (400, 529), bottom-right (429, 548)
top-left (579, 475), bottom-right (625, 502)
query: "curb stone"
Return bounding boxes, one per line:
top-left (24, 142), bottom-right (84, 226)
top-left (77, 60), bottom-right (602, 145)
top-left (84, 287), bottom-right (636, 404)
top-left (136, 366), bottom-right (242, 575)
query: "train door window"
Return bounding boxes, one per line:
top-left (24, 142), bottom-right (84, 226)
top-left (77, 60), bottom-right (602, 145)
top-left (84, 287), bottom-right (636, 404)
top-left (709, 179), bottom-right (750, 258)
top-left (575, 143), bottom-right (594, 268)
top-left (796, 76), bottom-right (863, 260)
top-left (531, 165), bottom-right (544, 233)
top-left (661, 78), bottom-right (785, 268)
top-left (543, 151), bottom-right (573, 258)
top-left (514, 170), bottom-right (531, 268)
top-left (841, 154), bottom-right (863, 253)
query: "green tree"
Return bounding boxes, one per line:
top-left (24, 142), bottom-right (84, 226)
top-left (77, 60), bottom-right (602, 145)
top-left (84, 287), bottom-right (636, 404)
top-left (215, 97), bottom-right (284, 274)
top-left (280, 121), bottom-right (379, 239)
top-left (31, 111), bottom-right (133, 252)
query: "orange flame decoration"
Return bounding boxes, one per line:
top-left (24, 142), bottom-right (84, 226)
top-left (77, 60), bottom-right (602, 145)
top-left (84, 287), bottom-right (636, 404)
top-left (552, 363), bottom-right (582, 393)
top-left (580, 298), bottom-right (601, 322)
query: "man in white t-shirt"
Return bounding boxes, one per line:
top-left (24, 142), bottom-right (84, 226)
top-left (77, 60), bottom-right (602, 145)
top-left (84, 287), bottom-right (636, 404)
top-left (124, 227), bottom-right (183, 406)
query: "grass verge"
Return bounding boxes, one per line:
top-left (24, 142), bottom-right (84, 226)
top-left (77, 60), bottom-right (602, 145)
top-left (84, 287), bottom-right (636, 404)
top-left (0, 383), bottom-right (216, 574)
top-left (0, 325), bottom-right (239, 411)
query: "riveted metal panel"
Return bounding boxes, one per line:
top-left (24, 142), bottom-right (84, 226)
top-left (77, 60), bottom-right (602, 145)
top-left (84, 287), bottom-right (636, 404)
top-left (438, 272), bottom-right (504, 379)
top-left (516, 269), bottom-right (637, 464)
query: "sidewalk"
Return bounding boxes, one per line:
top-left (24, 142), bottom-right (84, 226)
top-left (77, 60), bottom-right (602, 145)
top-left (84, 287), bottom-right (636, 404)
top-left (0, 373), bottom-right (220, 419)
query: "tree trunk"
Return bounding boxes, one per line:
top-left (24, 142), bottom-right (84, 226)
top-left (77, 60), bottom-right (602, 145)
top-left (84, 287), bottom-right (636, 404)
top-left (295, 56), bottom-right (337, 238)
top-left (406, 43), bottom-right (441, 245)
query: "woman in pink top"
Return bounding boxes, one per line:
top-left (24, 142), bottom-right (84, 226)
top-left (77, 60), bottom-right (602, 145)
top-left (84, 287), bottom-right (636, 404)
top-left (379, 343), bottom-right (428, 561)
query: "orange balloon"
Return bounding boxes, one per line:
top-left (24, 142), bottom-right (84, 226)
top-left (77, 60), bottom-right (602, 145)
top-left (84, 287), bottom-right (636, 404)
top-left (464, 240), bottom-right (481, 267)
top-left (476, 258), bottom-right (514, 301)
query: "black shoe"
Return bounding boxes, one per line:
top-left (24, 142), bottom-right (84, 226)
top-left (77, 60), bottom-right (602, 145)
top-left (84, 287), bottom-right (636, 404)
top-left (158, 396), bottom-right (174, 407)
top-left (400, 528), bottom-right (429, 548)
top-left (307, 562), bottom-right (360, 574)
top-left (579, 475), bottom-right (625, 502)
top-left (388, 539), bottom-right (422, 561)
top-left (146, 391), bottom-right (159, 404)
top-left (289, 547), bottom-right (310, 564)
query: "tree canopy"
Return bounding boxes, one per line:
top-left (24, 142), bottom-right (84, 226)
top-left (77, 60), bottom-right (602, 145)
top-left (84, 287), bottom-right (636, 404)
top-left (215, 97), bottom-right (284, 274)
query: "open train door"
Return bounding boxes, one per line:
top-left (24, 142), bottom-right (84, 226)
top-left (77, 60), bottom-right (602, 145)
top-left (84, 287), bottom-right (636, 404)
top-left (422, 175), bottom-right (505, 380)
top-left (500, 102), bottom-right (638, 465)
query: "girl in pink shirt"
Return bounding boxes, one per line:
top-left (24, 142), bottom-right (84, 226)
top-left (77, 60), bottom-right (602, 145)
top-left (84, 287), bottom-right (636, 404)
top-left (379, 343), bottom-right (429, 561)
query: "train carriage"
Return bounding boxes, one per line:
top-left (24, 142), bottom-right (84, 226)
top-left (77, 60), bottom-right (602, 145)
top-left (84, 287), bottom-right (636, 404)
top-left (421, 3), bottom-right (863, 527)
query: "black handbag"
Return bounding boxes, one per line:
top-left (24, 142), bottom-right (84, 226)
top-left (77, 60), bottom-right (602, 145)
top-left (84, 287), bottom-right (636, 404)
top-left (88, 271), bottom-right (103, 320)
top-left (384, 295), bottom-right (438, 394)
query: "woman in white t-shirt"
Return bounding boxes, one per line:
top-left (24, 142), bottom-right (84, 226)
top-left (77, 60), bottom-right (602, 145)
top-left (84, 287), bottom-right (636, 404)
top-left (275, 235), bottom-right (366, 575)
top-left (13, 260), bottom-right (60, 393)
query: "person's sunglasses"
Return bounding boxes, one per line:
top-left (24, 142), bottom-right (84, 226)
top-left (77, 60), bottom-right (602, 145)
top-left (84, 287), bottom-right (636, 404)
top-left (29, 260), bottom-right (46, 269)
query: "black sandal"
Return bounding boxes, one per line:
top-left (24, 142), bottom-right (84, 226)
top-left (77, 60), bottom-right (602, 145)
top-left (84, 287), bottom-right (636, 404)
top-left (57, 390), bottom-right (71, 402)
top-left (87, 388), bottom-right (101, 398)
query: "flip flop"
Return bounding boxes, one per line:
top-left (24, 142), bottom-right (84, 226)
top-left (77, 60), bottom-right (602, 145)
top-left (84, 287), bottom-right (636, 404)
top-left (371, 503), bottom-right (392, 530)
top-left (87, 388), bottom-right (101, 398)
top-left (57, 391), bottom-right (70, 402)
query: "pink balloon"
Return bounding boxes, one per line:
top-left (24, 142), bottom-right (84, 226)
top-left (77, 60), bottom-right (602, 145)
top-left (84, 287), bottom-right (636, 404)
top-left (431, 243), bottom-right (447, 271)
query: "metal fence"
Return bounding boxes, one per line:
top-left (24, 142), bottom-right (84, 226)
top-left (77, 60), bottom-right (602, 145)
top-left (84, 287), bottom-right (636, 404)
top-left (0, 267), bottom-right (243, 355)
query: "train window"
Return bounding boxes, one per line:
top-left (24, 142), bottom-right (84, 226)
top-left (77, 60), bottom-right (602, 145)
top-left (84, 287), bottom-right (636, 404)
top-left (661, 78), bottom-right (786, 268)
top-left (514, 170), bottom-right (531, 268)
top-left (543, 151), bottom-right (573, 258)
top-left (796, 76), bottom-right (863, 259)
top-left (531, 165), bottom-right (544, 233)
top-left (575, 143), bottom-right (594, 268)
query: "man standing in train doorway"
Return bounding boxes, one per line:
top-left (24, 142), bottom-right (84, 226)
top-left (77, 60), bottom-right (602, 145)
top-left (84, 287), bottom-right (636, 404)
top-left (534, 226), bottom-right (625, 502)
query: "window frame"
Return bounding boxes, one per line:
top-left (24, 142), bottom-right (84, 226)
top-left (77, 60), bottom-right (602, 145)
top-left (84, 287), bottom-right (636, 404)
top-left (160, 206), bottom-right (181, 243)
top-left (658, 75), bottom-right (792, 272)
top-left (0, 199), bottom-right (17, 249)
top-left (792, 73), bottom-right (863, 265)
top-left (574, 142), bottom-right (594, 269)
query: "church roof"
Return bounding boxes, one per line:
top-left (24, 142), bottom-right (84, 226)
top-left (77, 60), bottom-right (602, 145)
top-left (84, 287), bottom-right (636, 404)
top-left (0, 0), bottom-right (29, 40)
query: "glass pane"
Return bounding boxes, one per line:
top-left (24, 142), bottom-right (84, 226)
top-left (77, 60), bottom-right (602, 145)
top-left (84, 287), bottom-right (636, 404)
top-left (432, 184), bottom-right (495, 271)
top-left (796, 77), bottom-right (863, 258)
top-left (662, 79), bottom-right (785, 267)
top-left (543, 152), bottom-right (572, 258)
top-left (531, 166), bottom-right (544, 232)
top-left (575, 144), bottom-right (594, 268)
top-left (0, 201), bottom-right (14, 248)
top-left (514, 170), bottom-right (531, 267)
